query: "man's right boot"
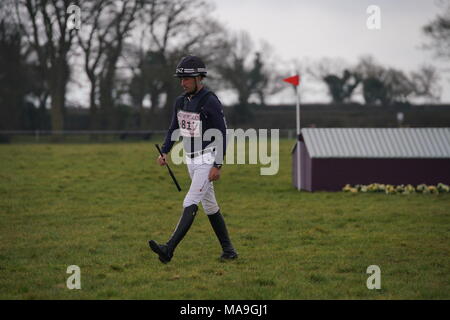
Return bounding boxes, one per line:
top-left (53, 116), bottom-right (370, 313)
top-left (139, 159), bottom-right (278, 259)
top-left (149, 204), bottom-right (198, 264)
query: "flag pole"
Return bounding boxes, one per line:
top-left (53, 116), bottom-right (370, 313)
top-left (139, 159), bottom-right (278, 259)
top-left (295, 82), bottom-right (301, 190)
top-left (282, 74), bottom-right (301, 191)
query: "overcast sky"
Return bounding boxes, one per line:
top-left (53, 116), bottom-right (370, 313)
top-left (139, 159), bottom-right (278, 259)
top-left (208, 0), bottom-right (450, 104)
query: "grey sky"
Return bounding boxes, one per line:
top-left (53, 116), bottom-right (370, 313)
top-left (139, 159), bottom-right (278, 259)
top-left (209, 0), bottom-right (449, 104)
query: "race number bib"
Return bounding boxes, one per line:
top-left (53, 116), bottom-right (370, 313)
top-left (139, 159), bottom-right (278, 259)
top-left (177, 110), bottom-right (201, 137)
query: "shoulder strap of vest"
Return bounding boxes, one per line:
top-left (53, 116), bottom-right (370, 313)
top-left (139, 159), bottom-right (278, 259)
top-left (175, 90), bottom-right (216, 113)
top-left (198, 90), bottom-right (216, 113)
top-left (174, 95), bottom-right (184, 111)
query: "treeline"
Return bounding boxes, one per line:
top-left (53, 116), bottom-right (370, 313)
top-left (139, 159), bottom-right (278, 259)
top-left (0, 0), bottom-right (281, 132)
top-left (307, 56), bottom-right (441, 106)
top-left (0, 0), bottom-right (448, 133)
top-left (13, 103), bottom-right (450, 132)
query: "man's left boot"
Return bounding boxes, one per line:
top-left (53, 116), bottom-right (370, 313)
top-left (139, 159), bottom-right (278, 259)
top-left (207, 210), bottom-right (238, 260)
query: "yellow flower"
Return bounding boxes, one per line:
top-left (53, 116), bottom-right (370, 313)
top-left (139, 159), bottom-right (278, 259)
top-left (342, 184), bottom-right (352, 192)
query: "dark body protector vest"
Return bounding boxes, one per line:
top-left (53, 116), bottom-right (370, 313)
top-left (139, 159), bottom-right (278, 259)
top-left (174, 88), bottom-right (220, 154)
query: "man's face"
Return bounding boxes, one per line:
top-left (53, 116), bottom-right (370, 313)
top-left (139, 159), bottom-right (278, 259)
top-left (180, 76), bottom-right (200, 94)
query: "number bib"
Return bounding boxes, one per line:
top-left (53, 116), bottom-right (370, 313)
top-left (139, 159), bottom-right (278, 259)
top-left (177, 110), bottom-right (201, 137)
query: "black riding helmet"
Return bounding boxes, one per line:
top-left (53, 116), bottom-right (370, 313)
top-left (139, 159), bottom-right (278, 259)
top-left (174, 55), bottom-right (207, 78)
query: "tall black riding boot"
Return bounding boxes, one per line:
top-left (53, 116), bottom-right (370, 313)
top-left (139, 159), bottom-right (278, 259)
top-left (149, 204), bottom-right (198, 264)
top-left (208, 210), bottom-right (238, 260)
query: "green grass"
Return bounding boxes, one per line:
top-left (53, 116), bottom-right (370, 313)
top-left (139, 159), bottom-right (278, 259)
top-left (0, 140), bottom-right (449, 299)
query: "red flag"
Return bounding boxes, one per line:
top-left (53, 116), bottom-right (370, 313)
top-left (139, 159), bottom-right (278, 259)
top-left (283, 75), bottom-right (300, 86)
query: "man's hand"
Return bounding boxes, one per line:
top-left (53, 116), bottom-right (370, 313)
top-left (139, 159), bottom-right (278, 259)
top-left (208, 167), bottom-right (221, 181)
top-left (157, 153), bottom-right (168, 166)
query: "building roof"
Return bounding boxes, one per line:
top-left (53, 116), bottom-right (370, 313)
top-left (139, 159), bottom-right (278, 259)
top-left (300, 128), bottom-right (450, 159)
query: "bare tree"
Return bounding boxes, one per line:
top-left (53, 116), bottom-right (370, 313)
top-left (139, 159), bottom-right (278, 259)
top-left (382, 68), bottom-right (416, 104)
top-left (128, 49), bottom-right (167, 129)
top-left (410, 65), bottom-right (441, 102)
top-left (16, 0), bottom-right (79, 133)
top-left (98, 1), bottom-right (140, 130)
top-left (322, 70), bottom-right (361, 104)
top-left (135, 0), bottom-right (228, 121)
top-left (306, 57), bottom-right (350, 80)
top-left (355, 56), bottom-right (440, 105)
top-left (77, 0), bottom-right (115, 130)
top-left (0, 1), bottom-right (28, 132)
top-left (215, 31), bottom-right (280, 123)
top-left (307, 57), bottom-right (360, 104)
top-left (422, 0), bottom-right (450, 61)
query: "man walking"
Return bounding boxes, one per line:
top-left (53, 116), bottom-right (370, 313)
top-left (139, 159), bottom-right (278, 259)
top-left (149, 55), bottom-right (238, 264)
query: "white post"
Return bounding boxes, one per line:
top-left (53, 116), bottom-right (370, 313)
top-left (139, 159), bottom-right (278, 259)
top-left (296, 84), bottom-right (301, 190)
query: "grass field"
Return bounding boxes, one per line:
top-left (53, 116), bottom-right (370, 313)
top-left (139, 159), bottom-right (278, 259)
top-left (0, 140), bottom-right (449, 299)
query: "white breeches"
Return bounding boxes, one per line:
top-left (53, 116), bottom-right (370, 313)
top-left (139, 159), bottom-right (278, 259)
top-left (182, 152), bottom-right (220, 215)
